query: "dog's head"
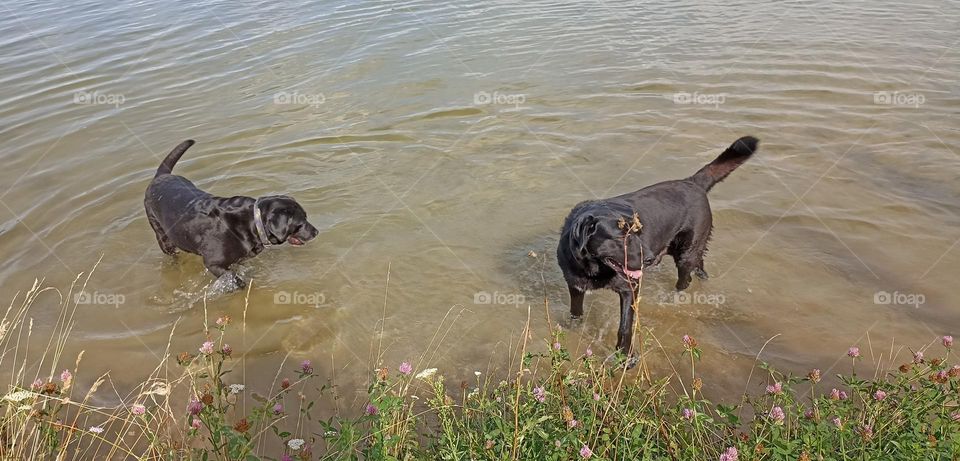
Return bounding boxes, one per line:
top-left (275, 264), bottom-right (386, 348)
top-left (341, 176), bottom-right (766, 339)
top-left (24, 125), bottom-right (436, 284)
top-left (567, 211), bottom-right (650, 280)
top-left (258, 195), bottom-right (318, 246)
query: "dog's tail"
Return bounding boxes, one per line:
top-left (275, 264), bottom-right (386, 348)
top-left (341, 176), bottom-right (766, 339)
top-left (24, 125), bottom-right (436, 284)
top-left (155, 140), bottom-right (195, 177)
top-left (688, 136), bottom-right (759, 192)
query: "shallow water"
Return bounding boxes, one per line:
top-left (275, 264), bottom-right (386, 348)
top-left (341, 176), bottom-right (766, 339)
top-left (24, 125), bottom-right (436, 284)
top-left (0, 0), bottom-right (958, 412)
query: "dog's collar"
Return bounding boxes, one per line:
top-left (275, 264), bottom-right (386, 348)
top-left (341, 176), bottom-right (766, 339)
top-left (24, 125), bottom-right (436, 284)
top-left (253, 198), bottom-right (274, 246)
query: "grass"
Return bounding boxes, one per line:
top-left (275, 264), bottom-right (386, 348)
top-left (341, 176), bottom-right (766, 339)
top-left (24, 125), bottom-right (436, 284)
top-left (0, 267), bottom-right (958, 460)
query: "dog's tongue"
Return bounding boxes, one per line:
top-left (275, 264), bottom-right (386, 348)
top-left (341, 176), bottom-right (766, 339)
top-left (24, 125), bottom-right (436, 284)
top-left (623, 265), bottom-right (643, 280)
top-left (288, 237), bottom-right (303, 246)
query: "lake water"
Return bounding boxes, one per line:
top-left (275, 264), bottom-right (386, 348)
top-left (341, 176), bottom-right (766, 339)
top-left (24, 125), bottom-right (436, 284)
top-left (1, 0), bottom-right (957, 412)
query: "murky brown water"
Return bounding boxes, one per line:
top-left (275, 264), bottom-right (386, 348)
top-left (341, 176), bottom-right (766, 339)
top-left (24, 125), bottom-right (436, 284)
top-left (1, 0), bottom-right (958, 412)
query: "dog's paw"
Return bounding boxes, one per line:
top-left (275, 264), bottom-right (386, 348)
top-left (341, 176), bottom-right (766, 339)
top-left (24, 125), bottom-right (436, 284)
top-left (694, 267), bottom-right (708, 280)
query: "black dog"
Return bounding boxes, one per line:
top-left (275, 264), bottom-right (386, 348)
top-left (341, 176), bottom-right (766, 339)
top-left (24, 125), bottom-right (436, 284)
top-left (144, 140), bottom-right (318, 286)
top-left (557, 136), bottom-right (759, 358)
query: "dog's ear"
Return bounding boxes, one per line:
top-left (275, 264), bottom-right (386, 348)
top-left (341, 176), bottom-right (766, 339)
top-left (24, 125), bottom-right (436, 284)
top-left (573, 214), bottom-right (598, 254)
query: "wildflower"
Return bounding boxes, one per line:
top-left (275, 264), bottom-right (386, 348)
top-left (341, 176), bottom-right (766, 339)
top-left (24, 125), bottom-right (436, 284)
top-left (228, 384), bottom-right (245, 394)
top-left (553, 342), bottom-right (561, 350)
top-left (858, 424), bottom-right (873, 440)
top-left (192, 418), bottom-right (202, 429)
top-left (579, 444), bottom-right (593, 458)
top-left (832, 417), bottom-right (842, 429)
top-left (288, 438), bottom-right (305, 450)
top-left (281, 378), bottom-right (291, 389)
top-left (839, 390), bottom-right (848, 400)
top-left (233, 418), bottom-right (249, 432)
top-left (682, 335), bottom-right (697, 349)
top-left (376, 367), bottom-right (389, 381)
top-left (719, 446), bottom-right (738, 461)
top-left (899, 363), bottom-right (912, 373)
top-left (273, 403), bottom-right (283, 415)
top-left (474, 371), bottom-right (482, 377)
top-left (399, 361), bottom-right (413, 375)
top-left (585, 347), bottom-right (593, 357)
top-left (803, 409), bottom-right (815, 419)
top-left (281, 455), bottom-right (293, 461)
top-left (949, 365), bottom-right (960, 378)
top-left (532, 386), bottom-right (546, 403)
top-left (931, 371), bottom-right (948, 384)
top-left (808, 368), bottom-right (821, 383)
top-left (365, 403), bottom-right (378, 416)
top-left (693, 377), bottom-right (703, 391)
top-left (215, 316), bottom-right (230, 327)
top-left (89, 426), bottom-right (104, 434)
top-left (567, 419), bottom-right (579, 428)
top-left (554, 440), bottom-right (561, 448)
top-left (943, 335), bottom-right (953, 348)
top-left (485, 440), bottom-right (495, 450)
top-left (201, 393), bottom-right (214, 405)
top-left (682, 408), bottom-right (695, 420)
top-left (300, 360), bottom-right (313, 375)
top-left (593, 393), bottom-right (600, 401)
top-left (221, 344), bottom-right (232, 357)
top-left (765, 382), bottom-right (783, 395)
top-left (913, 351), bottom-right (924, 364)
top-left (131, 404), bottom-right (146, 416)
top-left (176, 352), bottom-right (193, 365)
top-left (952, 412), bottom-right (960, 421)
top-left (873, 390), bottom-right (887, 401)
top-left (199, 341), bottom-right (214, 355)
top-left (847, 347), bottom-right (860, 358)
top-left (187, 398), bottom-right (203, 415)
top-left (415, 368), bottom-right (438, 380)
top-left (30, 379), bottom-right (43, 391)
top-left (769, 406), bottom-right (785, 424)
top-left (60, 370), bottom-right (72, 385)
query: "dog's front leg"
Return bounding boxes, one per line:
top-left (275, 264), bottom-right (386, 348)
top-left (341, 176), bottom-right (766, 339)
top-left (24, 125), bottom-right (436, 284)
top-left (204, 258), bottom-right (246, 290)
top-left (568, 285), bottom-right (585, 320)
top-left (615, 289), bottom-right (635, 355)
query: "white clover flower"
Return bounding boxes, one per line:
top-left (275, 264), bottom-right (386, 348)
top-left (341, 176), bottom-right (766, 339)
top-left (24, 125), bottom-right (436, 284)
top-left (228, 384), bottom-right (245, 394)
top-left (474, 371), bottom-right (482, 377)
top-left (288, 438), bottom-right (305, 450)
top-left (415, 368), bottom-right (438, 380)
